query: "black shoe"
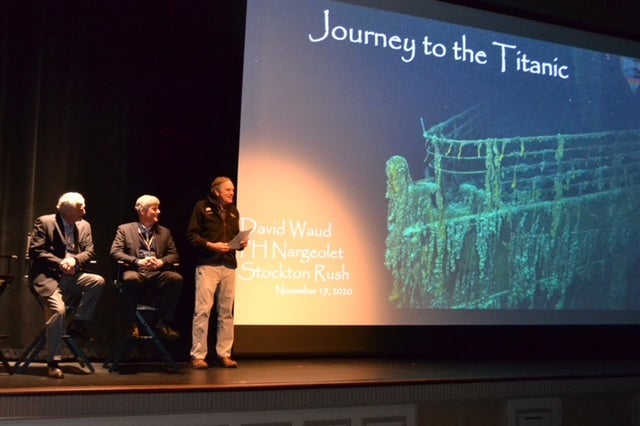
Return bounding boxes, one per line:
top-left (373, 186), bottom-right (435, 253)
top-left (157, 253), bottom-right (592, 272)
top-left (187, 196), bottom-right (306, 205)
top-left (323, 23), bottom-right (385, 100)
top-left (156, 321), bottom-right (179, 341)
top-left (47, 362), bottom-right (64, 379)
top-left (67, 320), bottom-right (94, 341)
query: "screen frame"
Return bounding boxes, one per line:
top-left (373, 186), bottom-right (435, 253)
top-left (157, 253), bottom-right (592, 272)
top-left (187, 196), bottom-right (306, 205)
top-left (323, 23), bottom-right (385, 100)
top-left (234, 0), bottom-right (640, 358)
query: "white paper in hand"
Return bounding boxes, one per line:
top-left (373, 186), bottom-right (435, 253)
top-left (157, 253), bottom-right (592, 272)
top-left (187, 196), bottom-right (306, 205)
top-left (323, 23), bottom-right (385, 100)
top-left (229, 228), bottom-right (253, 249)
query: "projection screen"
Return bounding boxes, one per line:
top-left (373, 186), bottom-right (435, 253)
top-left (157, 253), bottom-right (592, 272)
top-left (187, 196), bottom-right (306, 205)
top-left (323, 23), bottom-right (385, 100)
top-left (235, 0), bottom-right (640, 326)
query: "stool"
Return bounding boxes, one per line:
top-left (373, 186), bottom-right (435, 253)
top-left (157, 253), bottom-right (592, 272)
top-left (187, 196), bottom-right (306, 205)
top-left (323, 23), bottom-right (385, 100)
top-left (13, 283), bottom-right (95, 374)
top-left (103, 262), bottom-right (180, 373)
top-left (103, 303), bottom-right (180, 373)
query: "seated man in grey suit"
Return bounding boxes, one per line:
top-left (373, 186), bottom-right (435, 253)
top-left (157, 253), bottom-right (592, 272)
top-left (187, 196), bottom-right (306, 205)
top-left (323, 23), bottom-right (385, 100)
top-left (29, 192), bottom-right (105, 379)
top-left (110, 194), bottom-right (183, 341)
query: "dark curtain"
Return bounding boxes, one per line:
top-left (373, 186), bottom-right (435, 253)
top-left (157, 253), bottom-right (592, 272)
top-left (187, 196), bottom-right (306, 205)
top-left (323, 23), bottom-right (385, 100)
top-left (0, 0), bottom-right (245, 360)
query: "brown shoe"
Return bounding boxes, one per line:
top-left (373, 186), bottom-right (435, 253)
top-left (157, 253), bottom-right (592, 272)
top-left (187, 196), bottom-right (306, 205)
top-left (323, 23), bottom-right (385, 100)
top-left (191, 358), bottom-right (208, 369)
top-left (125, 323), bottom-right (140, 339)
top-left (218, 357), bottom-right (238, 368)
top-left (47, 362), bottom-right (64, 379)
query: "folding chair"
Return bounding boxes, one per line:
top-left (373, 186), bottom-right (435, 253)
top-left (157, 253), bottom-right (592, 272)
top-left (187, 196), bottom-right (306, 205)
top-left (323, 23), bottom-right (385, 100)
top-left (13, 284), bottom-right (96, 374)
top-left (13, 237), bottom-right (95, 374)
top-left (0, 254), bottom-right (17, 374)
top-left (103, 262), bottom-right (180, 373)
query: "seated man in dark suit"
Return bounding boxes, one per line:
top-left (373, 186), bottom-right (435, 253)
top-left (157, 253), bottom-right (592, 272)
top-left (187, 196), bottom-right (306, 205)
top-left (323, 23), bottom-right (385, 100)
top-left (29, 192), bottom-right (105, 379)
top-left (110, 194), bottom-right (183, 341)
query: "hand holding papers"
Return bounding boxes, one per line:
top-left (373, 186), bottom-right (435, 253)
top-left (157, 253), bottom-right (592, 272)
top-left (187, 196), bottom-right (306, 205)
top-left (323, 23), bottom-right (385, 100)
top-left (229, 228), bottom-right (253, 249)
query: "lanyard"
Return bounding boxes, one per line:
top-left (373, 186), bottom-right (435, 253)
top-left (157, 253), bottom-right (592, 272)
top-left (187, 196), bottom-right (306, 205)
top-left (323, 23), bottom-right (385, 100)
top-left (63, 223), bottom-right (76, 253)
top-left (138, 227), bottom-right (155, 251)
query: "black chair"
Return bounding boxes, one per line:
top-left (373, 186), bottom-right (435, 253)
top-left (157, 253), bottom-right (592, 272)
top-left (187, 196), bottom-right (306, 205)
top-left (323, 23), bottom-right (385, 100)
top-left (103, 261), bottom-right (180, 373)
top-left (0, 254), bottom-right (17, 374)
top-left (13, 286), bottom-right (96, 374)
top-left (13, 237), bottom-right (95, 374)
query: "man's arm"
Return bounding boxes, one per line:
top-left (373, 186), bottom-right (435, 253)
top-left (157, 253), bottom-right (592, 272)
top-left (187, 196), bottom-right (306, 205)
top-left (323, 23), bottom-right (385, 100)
top-left (110, 225), bottom-right (138, 266)
top-left (29, 217), bottom-right (62, 269)
top-left (185, 203), bottom-right (208, 249)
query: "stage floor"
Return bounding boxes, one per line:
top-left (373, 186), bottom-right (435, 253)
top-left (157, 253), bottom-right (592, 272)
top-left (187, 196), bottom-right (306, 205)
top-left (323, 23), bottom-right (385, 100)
top-left (2, 356), bottom-right (640, 395)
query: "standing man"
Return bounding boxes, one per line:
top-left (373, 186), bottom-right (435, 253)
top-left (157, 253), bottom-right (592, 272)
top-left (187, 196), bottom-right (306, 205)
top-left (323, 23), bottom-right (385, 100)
top-left (186, 177), bottom-right (248, 369)
top-left (28, 192), bottom-right (105, 379)
top-left (110, 194), bottom-right (183, 341)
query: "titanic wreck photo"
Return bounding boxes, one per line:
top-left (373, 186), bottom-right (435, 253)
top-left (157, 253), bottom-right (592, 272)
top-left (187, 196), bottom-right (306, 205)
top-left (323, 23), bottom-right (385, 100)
top-left (385, 56), bottom-right (640, 312)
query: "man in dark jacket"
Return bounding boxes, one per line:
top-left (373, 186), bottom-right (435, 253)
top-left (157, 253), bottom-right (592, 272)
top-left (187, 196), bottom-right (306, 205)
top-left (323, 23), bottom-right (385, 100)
top-left (29, 192), bottom-right (105, 378)
top-left (186, 177), bottom-right (248, 369)
top-left (110, 194), bottom-right (183, 341)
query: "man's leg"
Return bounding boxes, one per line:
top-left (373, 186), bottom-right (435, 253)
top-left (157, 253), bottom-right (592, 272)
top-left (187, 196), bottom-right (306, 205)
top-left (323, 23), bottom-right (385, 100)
top-left (73, 272), bottom-right (105, 321)
top-left (42, 288), bottom-right (65, 378)
top-left (60, 272), bottom-right (104, 341)
top-left (151, 270), bottom-right (183, 340)
top-left (154, 270), bottom-right (183, 324)
top-left (190, 265), bottom-right (217, 365)
top-left (215, 266), bottom-right (236, 363)
top-left (120, 271), bottom-right (143, 324)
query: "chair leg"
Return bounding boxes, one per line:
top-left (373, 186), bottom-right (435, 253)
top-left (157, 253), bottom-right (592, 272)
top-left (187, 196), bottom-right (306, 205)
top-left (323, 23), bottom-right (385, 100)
top-left (63, 335), bottom-right (95, 373)
top-left (14, 329), bottom-right (96, 374)
top-left (0, 353), bottom-right (11, 374)
top-left (105, 338), bottom-right (139, 373)
top-left (106, 308), bottom-right (180, 373)
top-left (136, 310), bottom-right (180, 373)
top-left (148, 331), bottom-right (180, 373)
top-left (13, 330), bottom-right (46, 373)
top-left (0, 346), bottom-right (12, 375)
